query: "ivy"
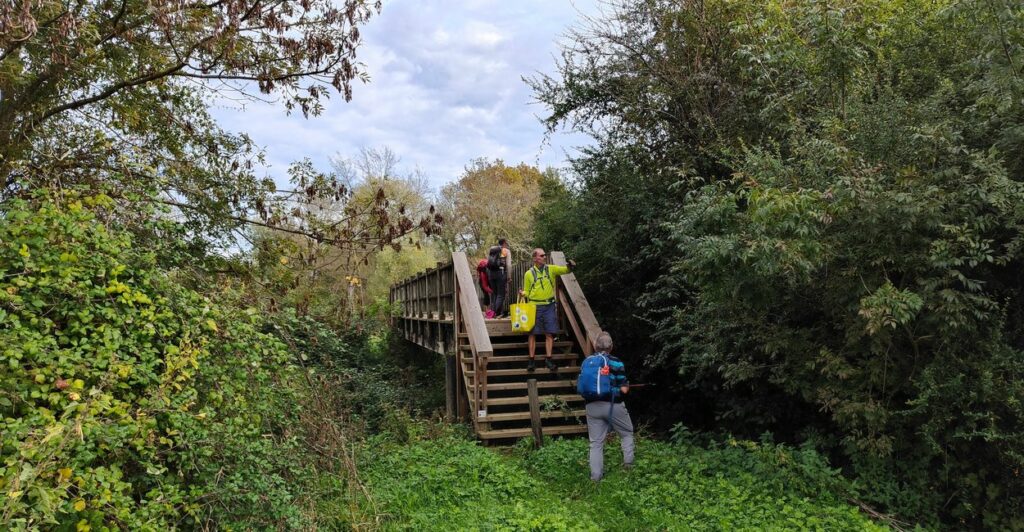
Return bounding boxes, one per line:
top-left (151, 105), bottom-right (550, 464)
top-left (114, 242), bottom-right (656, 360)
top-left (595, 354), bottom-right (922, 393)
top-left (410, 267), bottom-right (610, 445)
top-left (0, 194), bottom-right (318, 529)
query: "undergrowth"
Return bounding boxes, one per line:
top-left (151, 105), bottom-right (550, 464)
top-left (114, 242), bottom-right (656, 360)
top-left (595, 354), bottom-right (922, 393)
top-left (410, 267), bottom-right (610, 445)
top-left (360, 425), bottom-right (889, 531)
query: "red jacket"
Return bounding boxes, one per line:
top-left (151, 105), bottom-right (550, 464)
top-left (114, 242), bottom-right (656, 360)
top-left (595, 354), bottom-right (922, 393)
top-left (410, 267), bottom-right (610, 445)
top-left (477, 260), bottom-right (492, 294)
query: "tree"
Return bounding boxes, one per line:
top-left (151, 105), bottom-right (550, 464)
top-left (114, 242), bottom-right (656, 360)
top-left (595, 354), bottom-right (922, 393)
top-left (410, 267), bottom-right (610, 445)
top-left (436, 159), bottom-right (549, 257)
top-left (0, 0), bottom-right (439, 259)
top-left (531, 0), bottom-right (1024, 527)
top-left (244, 147), bottom-right (442, 323)
top-left (1, 0), bottom-right (377, 162)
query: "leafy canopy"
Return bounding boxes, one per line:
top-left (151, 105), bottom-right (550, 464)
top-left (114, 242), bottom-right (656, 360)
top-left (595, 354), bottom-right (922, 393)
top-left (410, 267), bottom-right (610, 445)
top-left (531, 0), bottom-right (1024, 527)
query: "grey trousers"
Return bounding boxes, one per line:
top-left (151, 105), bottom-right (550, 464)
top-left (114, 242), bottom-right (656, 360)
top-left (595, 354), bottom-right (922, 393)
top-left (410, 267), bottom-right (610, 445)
top-left (585, 401), bottom-right (635, 481)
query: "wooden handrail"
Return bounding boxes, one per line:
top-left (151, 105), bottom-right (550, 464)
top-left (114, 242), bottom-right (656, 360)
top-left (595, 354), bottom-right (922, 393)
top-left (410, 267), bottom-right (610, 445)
top-left (451, 252), bottom-right (492, 422)
top-left (551, 251), bottom-right (603, 355)
top-left (452, 252), bottom-right (492, 356)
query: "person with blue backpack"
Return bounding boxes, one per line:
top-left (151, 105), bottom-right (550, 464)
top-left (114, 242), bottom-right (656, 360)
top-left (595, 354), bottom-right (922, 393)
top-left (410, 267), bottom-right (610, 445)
top-left (577, 331), bottom-right (634, 482)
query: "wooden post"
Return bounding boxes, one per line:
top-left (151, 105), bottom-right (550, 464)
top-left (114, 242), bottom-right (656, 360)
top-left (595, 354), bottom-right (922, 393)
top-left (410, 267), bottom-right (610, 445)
top-left (445, 353), bottom-right (456, 420)
top-left (453, 264), bottom-right (468, 421)
top-left (435, 263), bottom-right (443, 350)
top-left (528, 378), bottom-right (543, 448)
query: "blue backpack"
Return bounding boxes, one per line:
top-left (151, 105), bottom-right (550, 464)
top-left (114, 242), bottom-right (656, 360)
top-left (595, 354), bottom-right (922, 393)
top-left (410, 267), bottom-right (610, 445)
top-left (577, 353), bottom-right (613, 402)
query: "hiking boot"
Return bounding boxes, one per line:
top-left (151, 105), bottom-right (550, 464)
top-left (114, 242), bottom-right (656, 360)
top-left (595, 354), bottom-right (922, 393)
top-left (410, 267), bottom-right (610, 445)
top-left (545, 358), bottom-right (558, 372)
top-left (527, 359), bottom-right (536, 372)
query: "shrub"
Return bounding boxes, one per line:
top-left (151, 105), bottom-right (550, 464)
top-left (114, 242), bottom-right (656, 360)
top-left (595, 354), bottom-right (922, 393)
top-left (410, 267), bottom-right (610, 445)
top-left (531, 0), bottom-right (1024, 526)
top-left (0, 194), bottom-right (313, 529)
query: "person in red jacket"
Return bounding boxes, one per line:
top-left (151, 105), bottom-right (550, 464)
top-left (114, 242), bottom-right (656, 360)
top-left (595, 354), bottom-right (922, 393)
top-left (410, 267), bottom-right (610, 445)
top-left (477, 259), bottom-right (494, 317)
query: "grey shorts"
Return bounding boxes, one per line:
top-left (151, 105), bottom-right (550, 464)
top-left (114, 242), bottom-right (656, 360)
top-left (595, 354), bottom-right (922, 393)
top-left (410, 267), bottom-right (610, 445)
top-left (533, 302), bottom-right (558, 335)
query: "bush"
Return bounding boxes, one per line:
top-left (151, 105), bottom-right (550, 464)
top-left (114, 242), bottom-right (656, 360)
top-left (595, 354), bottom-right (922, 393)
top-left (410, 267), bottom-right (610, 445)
top-left (532, 0), bottom-right (1024, 526)
top-left (0, 194), bottom-right (316, 529)
top-left (268, 309), bottom-right (446, 433)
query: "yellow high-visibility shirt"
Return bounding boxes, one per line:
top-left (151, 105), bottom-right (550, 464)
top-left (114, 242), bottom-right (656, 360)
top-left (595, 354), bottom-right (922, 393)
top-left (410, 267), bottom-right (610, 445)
top-left (522, 264), bottom-right (570, 302)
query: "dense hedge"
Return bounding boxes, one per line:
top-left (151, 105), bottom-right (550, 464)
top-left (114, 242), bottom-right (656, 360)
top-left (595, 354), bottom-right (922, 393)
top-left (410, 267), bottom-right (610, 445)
top-left (532, 0), bottom-right (1024, 527)
top-left (0, 195), bottom-right (314, 529)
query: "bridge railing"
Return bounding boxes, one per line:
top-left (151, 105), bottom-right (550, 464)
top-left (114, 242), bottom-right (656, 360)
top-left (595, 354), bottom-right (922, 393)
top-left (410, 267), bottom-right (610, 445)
top-left (389, 251), bottom-right (600, 430)
top-left (451, 252), bottom-right (493, 422)
top-left (551, 251), bottom-right (603, 356)
top-left (389, 261), bottom-right (455, 354)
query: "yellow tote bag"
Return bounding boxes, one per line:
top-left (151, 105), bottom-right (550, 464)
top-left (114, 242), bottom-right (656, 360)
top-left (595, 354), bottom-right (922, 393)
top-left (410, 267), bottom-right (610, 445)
top-left (510, 295), bottom-right (536, 333)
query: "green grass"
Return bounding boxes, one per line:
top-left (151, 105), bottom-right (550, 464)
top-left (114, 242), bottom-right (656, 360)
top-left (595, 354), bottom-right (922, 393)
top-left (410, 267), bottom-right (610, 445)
top-left (360, 433), bottom-right (888, 531)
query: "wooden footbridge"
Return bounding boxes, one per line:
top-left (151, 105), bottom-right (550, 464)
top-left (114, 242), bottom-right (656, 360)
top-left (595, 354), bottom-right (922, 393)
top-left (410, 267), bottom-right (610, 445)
top-left (389, 251), bottom-right (603, 442)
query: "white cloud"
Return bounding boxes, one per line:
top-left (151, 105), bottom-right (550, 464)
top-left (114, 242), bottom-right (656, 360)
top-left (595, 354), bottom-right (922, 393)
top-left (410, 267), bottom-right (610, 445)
top-left (464, 21), bottom-right (506, 48)
top-left (210, 0), bottom-right (599, 192)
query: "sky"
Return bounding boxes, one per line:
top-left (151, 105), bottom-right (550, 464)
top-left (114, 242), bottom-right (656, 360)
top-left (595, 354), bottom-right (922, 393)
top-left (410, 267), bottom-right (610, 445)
top-left (212, 0), bottom-right (600, 191)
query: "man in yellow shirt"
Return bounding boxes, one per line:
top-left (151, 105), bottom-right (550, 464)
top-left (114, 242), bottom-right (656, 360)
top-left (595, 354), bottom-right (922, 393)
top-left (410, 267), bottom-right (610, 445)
top-left (520, 248), bottom-right (576, 372)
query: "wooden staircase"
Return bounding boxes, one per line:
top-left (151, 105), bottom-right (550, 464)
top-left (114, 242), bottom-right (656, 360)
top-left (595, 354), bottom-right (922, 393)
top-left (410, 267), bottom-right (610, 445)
top-left (390, 250), bottom-right (603, 443)
top-left (459, 320), bottom-right (588, 440)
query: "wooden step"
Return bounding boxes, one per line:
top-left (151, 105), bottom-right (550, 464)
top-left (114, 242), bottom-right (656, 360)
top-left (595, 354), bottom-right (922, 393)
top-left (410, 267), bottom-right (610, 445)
top-left (467, 366), bottom-right (581, 378)
top-left (478, 425), bottom-right (588, 439)
top-left (484, 380), bottom-right (576, 391)
top-left (458, 323), bottom-right (566, 338)
top-left (460, 341), bottom-right (573, 351)
top-left (462, 353), bottom-right (579, 364)
top-left (482, 409), bottom-right (585, 422)
top-left (485, 394), bottom-right (584, 406)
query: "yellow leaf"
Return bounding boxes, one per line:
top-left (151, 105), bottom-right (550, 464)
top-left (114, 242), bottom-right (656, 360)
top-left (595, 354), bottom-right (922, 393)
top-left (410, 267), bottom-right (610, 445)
top-left (7, 490), bottom-right (22, 498)
top-left (76, 519), bottom-right (91, 531)
top-left (69, 392), bottom-right (81, 401)
top-left (72, 379), bottom-right (85, 390)
top-left (58, 468), bottom-right (73, 481)
top-left (42, 424), bottom-right (64, 443)
top-left (105, 281), bottom-right (128, 294)
top-left (18, 244), bottom-right (29, 258)
top-left (279, 256), bottom-right (289, 265)
top-left (205, 319), bottom-right (218, 332)
top-left (74, 499), bottom-right (86, 511)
